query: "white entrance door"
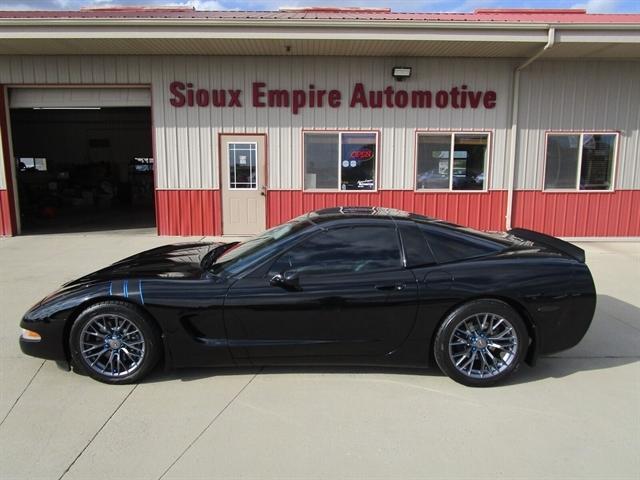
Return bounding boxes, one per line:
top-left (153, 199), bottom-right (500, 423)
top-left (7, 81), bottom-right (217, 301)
top-left (220, 135), bottom-right (267, 236)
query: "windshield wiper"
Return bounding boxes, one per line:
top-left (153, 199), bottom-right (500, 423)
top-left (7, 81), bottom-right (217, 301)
top-left (200, 242), bottom-right (239, 270)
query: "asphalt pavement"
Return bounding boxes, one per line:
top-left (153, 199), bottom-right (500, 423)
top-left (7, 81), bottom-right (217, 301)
top-left (0, 230), bottom-right (638, 480)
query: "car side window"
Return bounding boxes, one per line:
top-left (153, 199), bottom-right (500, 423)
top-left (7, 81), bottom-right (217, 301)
top-left (269, 225), bottom-right (402, 276)
top-left (417, 225), bottom-right (503, 264)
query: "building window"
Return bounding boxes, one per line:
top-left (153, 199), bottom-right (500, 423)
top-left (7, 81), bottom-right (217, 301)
top-left (304, 131), bottom-right (377, 191)
top-left (416, 133), bottom-right (488, 191)
top-left (544, 133), bottom-right (617, 191)
top-left (17, 157), bottom-right (47, 171)
top-left (228, 142), bottom-right (258, 190)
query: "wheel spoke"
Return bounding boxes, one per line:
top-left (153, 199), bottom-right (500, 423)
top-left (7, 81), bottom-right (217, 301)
top-left (122, 342), bottom-right (143, 353)
top-left (80, 313), bottom-right (146, 378)
top-left (448, 312), bottom-right (518, 380)
top-left (82, 344), bottom-right (103, 354)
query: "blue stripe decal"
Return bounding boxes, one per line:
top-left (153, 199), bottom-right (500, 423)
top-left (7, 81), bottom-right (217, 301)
top-left (139, 280), bottom-right (144, 305)
top-left (109, 282), bottom-right (113, 296)
top-left (124, 280), bottom-right (128, 298)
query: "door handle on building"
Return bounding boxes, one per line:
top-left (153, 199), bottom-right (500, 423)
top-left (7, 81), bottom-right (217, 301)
top-left (261, 185), bottom-right (267, 196)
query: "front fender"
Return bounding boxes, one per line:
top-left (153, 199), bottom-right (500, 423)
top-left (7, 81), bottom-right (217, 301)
top-left (19, 280), bottom-right (141, 361)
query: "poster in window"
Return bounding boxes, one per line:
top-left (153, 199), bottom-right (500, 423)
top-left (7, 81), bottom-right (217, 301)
top-left (340, 134), bottom-right (376, 190)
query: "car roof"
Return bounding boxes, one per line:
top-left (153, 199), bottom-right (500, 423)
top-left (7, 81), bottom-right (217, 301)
top-left (303, 206), bottom-right (437, 225)
top-left (300, 207), bottom-right (510, 244)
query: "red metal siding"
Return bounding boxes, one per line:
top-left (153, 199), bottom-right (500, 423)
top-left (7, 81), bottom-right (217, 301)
top-left (153, 189), bottom-right (638, 237)
top-left (512, 190), bottom-right (640, 237)
top-left (0, 85), bottom-right (16, 236)
top-left (267, 190), bottom-right (508, 231)
top-left (0, 189), bottom-right (13, 236)
top-left (155, 190), bottom-right (221, 236)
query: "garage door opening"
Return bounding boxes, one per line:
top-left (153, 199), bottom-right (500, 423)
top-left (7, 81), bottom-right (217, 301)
top-left (9, 102), bottom-right (155, 234)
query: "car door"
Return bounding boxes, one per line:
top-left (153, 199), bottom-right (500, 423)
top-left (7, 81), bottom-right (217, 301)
top-left (223, 223), bottom-right (419, 361)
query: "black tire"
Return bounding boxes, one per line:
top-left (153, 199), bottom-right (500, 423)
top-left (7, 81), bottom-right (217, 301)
top-left (69, 301), bottom-right (162, 384)
top-left (433, 299), bottom-right (528, 387)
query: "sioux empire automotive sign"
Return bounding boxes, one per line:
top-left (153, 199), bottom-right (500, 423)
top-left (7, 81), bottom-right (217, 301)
top-left (169, 81), bottom-right (497, 114)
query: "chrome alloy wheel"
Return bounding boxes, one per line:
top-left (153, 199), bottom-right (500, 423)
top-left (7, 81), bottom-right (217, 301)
top-left (79, 314), bottom-right (146, 377)
top-left (448, 313), bottom-right (518, 379)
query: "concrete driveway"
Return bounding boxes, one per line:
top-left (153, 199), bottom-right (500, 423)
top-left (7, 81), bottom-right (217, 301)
top-left (1, 231), bottom-right (638, 480)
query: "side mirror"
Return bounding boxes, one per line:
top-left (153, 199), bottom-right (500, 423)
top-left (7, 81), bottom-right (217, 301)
top-left (269, 270), bottom-right (301, 291)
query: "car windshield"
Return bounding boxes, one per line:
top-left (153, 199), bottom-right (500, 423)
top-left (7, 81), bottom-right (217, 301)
top-left (209, 215), bottom-right (312, 276)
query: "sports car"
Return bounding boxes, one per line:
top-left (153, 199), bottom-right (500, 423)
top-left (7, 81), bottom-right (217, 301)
top-left (19, 207), bottom-right (596, 387)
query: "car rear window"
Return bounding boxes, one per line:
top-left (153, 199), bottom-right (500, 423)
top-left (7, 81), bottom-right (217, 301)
top-left (417, 224), bottom-right (505, 264)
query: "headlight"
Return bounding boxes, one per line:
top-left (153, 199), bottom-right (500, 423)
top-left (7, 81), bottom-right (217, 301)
top-left (21, 329), bottom-right (42, 342)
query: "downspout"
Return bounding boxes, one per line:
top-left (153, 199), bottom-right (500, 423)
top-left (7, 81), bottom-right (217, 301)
top-left (505, 27), bottom-right (556, 230)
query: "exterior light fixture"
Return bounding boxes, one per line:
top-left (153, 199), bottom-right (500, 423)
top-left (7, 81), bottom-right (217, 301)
top-left (392, 66), bottom-right (412, 81)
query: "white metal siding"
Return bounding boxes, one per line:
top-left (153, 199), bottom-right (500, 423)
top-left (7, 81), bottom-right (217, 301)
top-left (515, 60), bottom-right (640, 190)
top-left (8, 87), bottom-right (151, 108)
top-left (0, 55), bottom-right (514, 191)
top-left (3, 56), bottom-right (637, 192)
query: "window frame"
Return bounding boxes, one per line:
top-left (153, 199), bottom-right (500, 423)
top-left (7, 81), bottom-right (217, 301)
top-left (413, 130), bottom-right (492, 193)
top-left (266, 223), bottom-right (404, 277)
top-left (302, 129), bottom-right (380, 193)
top-left (542, 130), bottom-right (619, 193)
top-left (227, 141), bottom-right (259, 191)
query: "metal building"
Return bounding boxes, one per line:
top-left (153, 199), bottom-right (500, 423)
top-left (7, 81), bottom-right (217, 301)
top-left (0, 7), bottom-right (638, 237)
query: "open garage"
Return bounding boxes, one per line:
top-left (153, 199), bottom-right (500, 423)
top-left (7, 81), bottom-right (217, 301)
top-left (8, 87), bottom-right (154, 234)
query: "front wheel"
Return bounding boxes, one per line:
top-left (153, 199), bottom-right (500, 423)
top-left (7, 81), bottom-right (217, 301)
top-left (434, 300), bottom-right (528, 387)
top-left (69, 301), bottom-right (161, 384)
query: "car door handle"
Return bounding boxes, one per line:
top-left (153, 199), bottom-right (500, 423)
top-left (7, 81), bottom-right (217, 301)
top-left (375, 283), bottom-right (405, 291)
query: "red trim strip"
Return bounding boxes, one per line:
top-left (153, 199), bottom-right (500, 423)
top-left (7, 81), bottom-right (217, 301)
top-left (267, 190), bottom-right (507, 231)
top-left (512, 190), bottom-right (640, 237)
top-left (0, 86), bottom-right (16, 236)
top-left (155, 190), bottom-right (221, 236)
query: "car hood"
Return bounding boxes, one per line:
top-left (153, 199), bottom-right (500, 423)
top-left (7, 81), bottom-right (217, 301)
top-left (66, 242), bottom-right (222, 284)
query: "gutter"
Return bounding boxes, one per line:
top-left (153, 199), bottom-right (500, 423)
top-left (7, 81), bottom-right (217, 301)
top-left (0, 18), bottom-right (639, 30)
top-left (505, 27), bottom-right (556, 231)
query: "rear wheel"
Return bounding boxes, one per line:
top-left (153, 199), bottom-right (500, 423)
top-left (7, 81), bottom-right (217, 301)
top-left (69, 301), bottom-right (161, 384)
top-left (434, 300), bottom-right (528, 387)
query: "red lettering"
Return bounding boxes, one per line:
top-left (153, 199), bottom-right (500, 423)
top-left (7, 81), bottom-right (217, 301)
top-left (350, 83), bottom-right (367, 108)
top-left (411, 91), bottom-right (432, 108)
top-left (384, 86), bottom-right (395, 108)
top-left (351, 150), bottom-right (373, 159)
top-left (395, 90), bottom-right (408, 108)
top-left (308, 84), bottom-right (315, 107)
top-left (268, 90), bottom-right (289, 107)
top-left (195, 89), bottom-right (209, 107)
top-left (211, 90), bottom-right (226, 107)
top-left (450, 87), bottom-right (460, 108)
top-left (369, 91), bottom-right (382, 108)
top-left (469, 91), bottom-right (482, 108)
top-left (169, 81), bottom-right (185, 107)
top-left (435, 90), bottom-right (448, 108)
top-left (316, 90), bottom-right (326, 107)
top-left (483, 91), bottom-right (497, 109)
top-left (186, 83), bottom-right (194, 106)
top-left (328, 90), bottom-right (341, 108)
top-left (252, 82), bottom-right (266, 108)
top-left (228, 89), bottom-right (242, 107)
top-left (292, 90), bottom-right (306, 114)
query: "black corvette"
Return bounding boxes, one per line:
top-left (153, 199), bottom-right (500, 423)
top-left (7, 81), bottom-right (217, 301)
top-left (19, 207), bottom-right (596, 387)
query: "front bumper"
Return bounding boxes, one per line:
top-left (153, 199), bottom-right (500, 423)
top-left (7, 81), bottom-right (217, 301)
top-left (19, 320), bottom-right (68, 361)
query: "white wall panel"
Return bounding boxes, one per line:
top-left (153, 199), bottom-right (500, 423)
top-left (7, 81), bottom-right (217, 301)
top-left (154, 56), bottom-right (514, 190)
top-left (1, 55), bottom-right (637, 194)
top-left (8, 87), bottom-right (150, 108)
top-left (516, 60), bottom-right (640, 190)
top-left (0, 55), bottom-right (514, 191)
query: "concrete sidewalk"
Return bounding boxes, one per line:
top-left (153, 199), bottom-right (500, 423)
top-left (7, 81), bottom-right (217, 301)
top-left (0, 232), bottom-right (638, 480)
